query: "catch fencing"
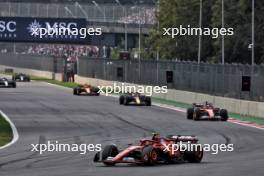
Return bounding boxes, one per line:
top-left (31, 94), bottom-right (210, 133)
top-left (0, 53), bottom-right (63, 73)
top-left (0, 53), bottom-right (263, 102)
top-left (78, 58), bottom-right (264, 101)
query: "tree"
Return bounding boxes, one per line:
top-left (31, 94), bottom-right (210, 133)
top-left (147, 0), bottom-right (264, 64)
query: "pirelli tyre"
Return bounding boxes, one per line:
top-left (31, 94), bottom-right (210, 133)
top-left (142, 145), bottom-right (159, 165)
top-left (145, 97), bottom-right (152, 106)
top-left (73, 88), bottom-right (80, 95)
top-left (123, 97), bottom-right (129, 106)
top-left (187, 108), bottom-right (194, 120)
top-left (101, 145), bottom-right (119, 166)
top-left (12, 82), bottom-right (16, 88)
top-left (184, 145), bottom-right (203, 163)
top-left (94, 152), bottom-right (100, 162)
top-left (220, 109), bottom-right (229, 121)
top-left (193, 108), bottom-right (201, 121)
top-left (119, 96), bottom-right (124, 105)
top-left (93, 87), bottom-right (100, 96)
top-left (73, 89), bottom-right (77, 95)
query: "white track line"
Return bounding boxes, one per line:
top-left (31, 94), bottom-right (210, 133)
top-left (0, 110), bottom-right (19, 149)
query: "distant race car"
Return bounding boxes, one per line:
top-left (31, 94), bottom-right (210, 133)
top-left (94, 133), bottom-right (203, 166)
top-left (187, 102), bottom-right (228, 121)
top-left (12, 73), bottom-right (30, 82)
top-left (119, 92), bottom-right (151, 106)
top-left (73, 84), bottom-right (100, 96)
top-left (0, 77), bottom-right (16, 88)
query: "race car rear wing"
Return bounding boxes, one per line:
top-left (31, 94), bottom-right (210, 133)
top-left (167, 135), bottom-right (198, 142)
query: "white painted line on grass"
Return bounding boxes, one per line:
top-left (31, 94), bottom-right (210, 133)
top-left (0, 110), bottom-right (19, 150)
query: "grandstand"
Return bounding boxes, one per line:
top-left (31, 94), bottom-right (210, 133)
top-left (0, 0), bottom-right (157, 5)
top-left (0, 0), bottom-right (156, 24)
top-left (0, 0), bottom-right (156, 56)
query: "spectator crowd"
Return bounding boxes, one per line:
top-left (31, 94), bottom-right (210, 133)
top-left (26, 44), bottom-right (100, 58)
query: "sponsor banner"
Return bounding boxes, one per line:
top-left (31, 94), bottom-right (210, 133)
top-left (0, 17), bottom-right (87, 43)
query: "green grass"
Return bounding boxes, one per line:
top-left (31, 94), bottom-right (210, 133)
top-left (152, 97), bottom-right (191, 109)
top-left (229, 113), bottom-right (264, 125)
top-left (0, 114), bottom-right (13, 147)
top-left (31, 75), bottom-right (264, 125)
top-left (31, 76), bottom-right (79, 88)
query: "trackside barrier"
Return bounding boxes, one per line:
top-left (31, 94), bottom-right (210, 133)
top-left (0, 65), bottom-right (63, 81)
top-left (0, 64), bottom-right (263, 119)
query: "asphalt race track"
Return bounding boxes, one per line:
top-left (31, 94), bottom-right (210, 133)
top-left (0, 81), bottom-right (264, 176)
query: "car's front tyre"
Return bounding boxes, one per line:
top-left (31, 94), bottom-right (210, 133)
top-left (193, 108), bottom-right (201, 121)
top-left (142, 145), bottom-right (159, 165)
top-left (119, 96), bottom-right (124, 105)
top-left (220, 109), bottom-right (228, 121)
top-left (12, 82), bottom-right (16, 88)
top-left (145, 97), bottom-right (151, 106)
top-left (102, 145), bottom-right (119, 166)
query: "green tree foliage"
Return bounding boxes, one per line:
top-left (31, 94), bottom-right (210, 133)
top-left (148, 0), bottom-right (263, 64)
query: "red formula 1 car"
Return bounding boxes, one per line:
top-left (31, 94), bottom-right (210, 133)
top-left (73, 84), bottom-right (100, 96)
top-left (187, 102), bottom-right (228, 121)
top-left (94, 133), bottom-right (203, 166)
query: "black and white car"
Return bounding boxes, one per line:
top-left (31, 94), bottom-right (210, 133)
top-left (0, 77), bottom-right (16, 88)
top-left (12, 73), bottom-right (30, 82)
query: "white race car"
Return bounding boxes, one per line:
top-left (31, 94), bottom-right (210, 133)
top-left (0, 77), bottom-right (16, 88)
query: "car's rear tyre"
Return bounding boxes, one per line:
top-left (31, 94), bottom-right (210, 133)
top-left (12, 83), bottom-right (16, 88)
top-left (184, 145), bottom-right (203, 163)
top-left (102, 145), bottom-right (119, 166)
top-left (220, 109), bottom-right (228, 121)
top-left (187, 108), bottom-right (194, 120)
top-left (142, 145), bottom-right (158, 165)
top-left (123, 97), bottom-right (129, 106)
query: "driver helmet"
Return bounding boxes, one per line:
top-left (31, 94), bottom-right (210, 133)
top-left (152, 132), bottom-right (160, 140)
